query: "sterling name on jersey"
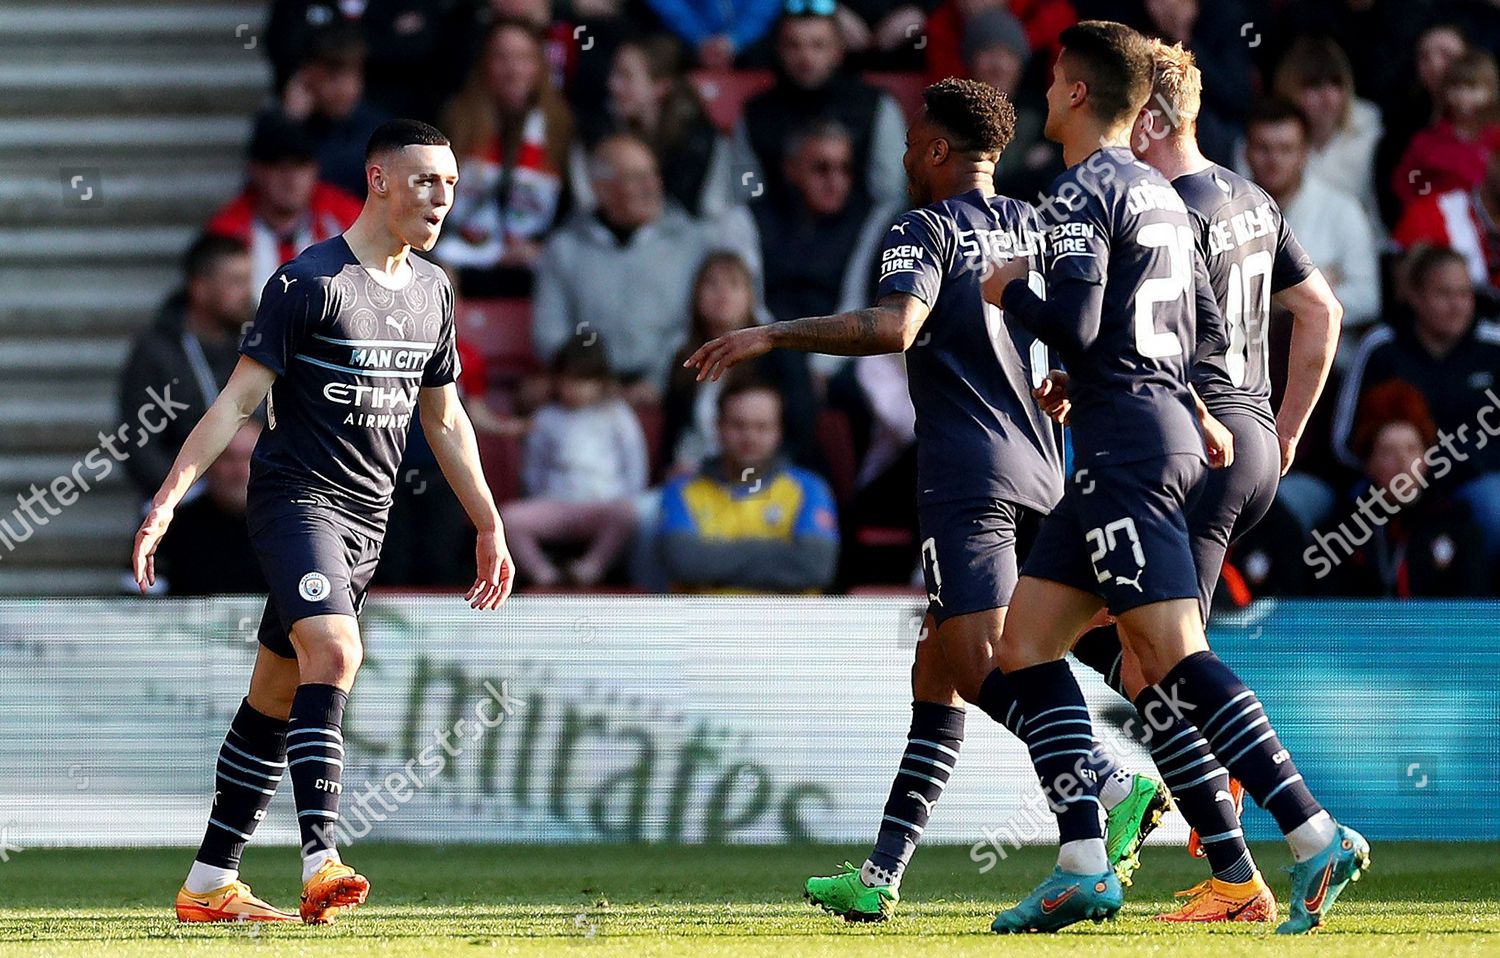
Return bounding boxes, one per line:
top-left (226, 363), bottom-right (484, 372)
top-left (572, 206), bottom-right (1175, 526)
top-left (240, 236), bottom-right (460, 524)
top-left (876, 189), bottom-right (1063, 512)
top-left (1173, 162), bottom-right (1315, 426)
top-left (1009, 146), bottom-right (1204, 466)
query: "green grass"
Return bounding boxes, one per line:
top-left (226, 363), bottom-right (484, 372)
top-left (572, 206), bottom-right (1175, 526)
top-left (0, 843), bottom-right (1496, 956)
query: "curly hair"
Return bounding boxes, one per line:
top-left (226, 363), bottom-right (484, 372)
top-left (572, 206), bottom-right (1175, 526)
top-left (922, 77), bottom-right (1016, 158)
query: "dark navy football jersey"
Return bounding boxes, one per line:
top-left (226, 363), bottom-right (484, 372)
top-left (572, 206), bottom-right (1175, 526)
top-left (1006, 147), bottom-right (1205, 466)
top-left (240, 236), bottom-right (460, 526)
top-left (876, 189), bottom-right (1063, 512)
top-left (1173, 163), bottom-right (1315, 424)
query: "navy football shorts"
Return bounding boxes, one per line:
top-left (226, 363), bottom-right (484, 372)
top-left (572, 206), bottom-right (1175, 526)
top-left (1187, 411), bottom-right (1280, 619)
top-left (247, 498), bottom-right (384, 659)
top-left (917, 497), bottom-right (1045, 626)
top-left (1021, 453), bottom-right (1206, 614)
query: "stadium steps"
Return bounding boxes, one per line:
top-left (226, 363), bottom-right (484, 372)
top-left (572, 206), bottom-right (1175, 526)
top-left (0, 1), bottom-right (268, 593)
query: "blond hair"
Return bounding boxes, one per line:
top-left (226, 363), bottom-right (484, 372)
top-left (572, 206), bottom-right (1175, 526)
top-left (1148, 39), bottom-right (1201, 136)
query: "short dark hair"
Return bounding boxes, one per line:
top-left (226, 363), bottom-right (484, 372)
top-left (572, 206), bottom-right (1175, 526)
top-left (1405, 242), bottom-right (1470, 290)
top-left (182, 233), bottom-right (248, 279)
top-left (552, 331), bottom-right (613, 381)
top-left (1245, 98), bottom-right (1310, 141)
top-left (1057, 20), bottom-right (1154, 127)
top-left (306, 21), bottom-right (366, 67)
top-left (717, 371), bottom-right (782, 418)
top-left (365, 119), bottom-right (449, 161)
top-left (922, 77), bottom-right (1016, 157)
top-left (248, 112), bottom-right (317, 164)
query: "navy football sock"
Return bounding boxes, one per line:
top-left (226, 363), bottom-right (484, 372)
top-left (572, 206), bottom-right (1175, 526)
top-left (1072, 625), bottom-right (1128, 698)
top-left (977, 667), bottom-right (1123, 797)
top-left (867, 701), bottom-right (965, 883)
top-left (287, 683), bottom-right (348, 859)
top-left (1159, 651), bottom-right (1324, 835)
top-left (195, 699), bottom-right (287, 870)
top-left (1004, 660), bottom-right (1103, 845)
top-left (1133, 685), bottom-right (1255, 883)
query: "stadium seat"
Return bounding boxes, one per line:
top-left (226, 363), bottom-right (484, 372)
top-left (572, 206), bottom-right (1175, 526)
top-left (458, 298), bottom-right (539, 382)
top-left (475, 431), bottom-right (523, 506)
top-left (863, 71), bottom-right (925, 121)
top-left (815, 409), bottom-right (858, 506)
top-left (691, 69), bottom-right (774, 133)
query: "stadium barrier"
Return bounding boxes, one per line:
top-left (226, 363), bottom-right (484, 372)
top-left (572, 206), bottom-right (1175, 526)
top-left (1, 596), bottom-right (1495, 850)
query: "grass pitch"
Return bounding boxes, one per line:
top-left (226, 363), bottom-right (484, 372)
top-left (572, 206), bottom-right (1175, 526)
top-left (0, 842), bottom-right (1496, 956)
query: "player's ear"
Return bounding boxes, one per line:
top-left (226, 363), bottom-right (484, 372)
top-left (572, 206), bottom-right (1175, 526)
top-left (367, 162), bottom-right (386, 197)
top-left (930, 137), bottom-right (949, 164)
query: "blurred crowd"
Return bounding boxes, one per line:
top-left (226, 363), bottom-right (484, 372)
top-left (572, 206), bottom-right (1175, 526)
top-left (119, 0), bottom-right (1500, 601)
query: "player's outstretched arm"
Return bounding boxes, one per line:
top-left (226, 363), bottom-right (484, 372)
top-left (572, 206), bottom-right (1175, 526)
top-left (419, 383), bottom-right (514, 610)
top-left (132, 356), bottom-right (276, 594)
top-left (1272, 269), bottom-right (1343, 475)
top-left (683, 293), bottom-right (929, 382)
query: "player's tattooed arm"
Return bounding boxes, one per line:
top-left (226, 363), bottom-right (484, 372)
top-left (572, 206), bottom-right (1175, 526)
top-left (684, 293), bottom-right (928, 382)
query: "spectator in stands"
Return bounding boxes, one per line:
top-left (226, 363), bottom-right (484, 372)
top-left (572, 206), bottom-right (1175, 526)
top-left (155, 419), bottom-right (268, 596)
top-left (1392, 49), bottom-right (1500, 212)
top-left (658, 376), bottom-right (839, 592)
top-left (1376, 21), bottom-right (1470, 224)
top-left (826, 0), bottom-right (929, 70)
top-left (1137, 0), bottom-right (1252, 164)
top-left (1395, 148), bottom-right (1500, 297)
top-left (275, 22), bottom-right (389, 199)
top-left (1332, 244), bottom-right (1500, 558)
top-left (643, 0), bottom-right (781, 70)
top-left (504, 334), bottom-right (647, 588)
top-left (569, 35), bottom-right (733, 218)
top-left (1244, 100), bottom-right (1382, 334)
top-left (205, 113), bottom-right (361, 305)
top-left (1319, 380), bottom-right (1491, 597)
top-left (960, 8), bottom-right (1059, 199)
top-left (664, 252), bottom-right (818, 476)
top-left (435, 19), bottom-right (574, 298)
top-left (736, 118), bottom-right (898, 325)
top-left (1265, 36), bottom-right (1384, 217)
top-left (924, 0), bottom-right (1076, 83)
top-left (264, 0), bottom-right (473, 122)
top-left (119, 235), bottom-right (252, 499)
top-left (736, 11), bottom-right (906, 205)
top-left (534, 134), bottom-right (754, 401)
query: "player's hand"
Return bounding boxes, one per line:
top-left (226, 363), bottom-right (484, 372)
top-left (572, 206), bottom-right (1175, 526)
top-left (1276, 431), bottom-right (1298, 476)
top-left (132, 503), bottom-right (174, 595)
top-left (466, 530), bottom-right (514, 610)
top-left (1201, 411), bottom-right (1235, 469)
top-left (1032, 370), bottom-right (1071, 425)
top-left (683, 325), bottom-right (773, 382)
top-left (981, 256), bottom-right (1029, 307)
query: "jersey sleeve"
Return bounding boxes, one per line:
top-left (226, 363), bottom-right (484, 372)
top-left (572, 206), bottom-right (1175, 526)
top-left (1271, 214), bottom-right (1316, 294)
top-left (1041, 182), bottom-right (1110, 286)
top-left (657, 477), bottom-right (698, 536)
top-left (422, 277), bottom-right (461, 388)
top-left (875, 209), bottom-right (948, 306)
top-left (239, 269), bottom-right (326, 375)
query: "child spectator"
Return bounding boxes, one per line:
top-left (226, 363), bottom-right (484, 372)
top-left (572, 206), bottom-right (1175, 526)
top-left (1393, 49), bottom-right (1500, 212)
top-left (504, 334), bottom-right (647, 588)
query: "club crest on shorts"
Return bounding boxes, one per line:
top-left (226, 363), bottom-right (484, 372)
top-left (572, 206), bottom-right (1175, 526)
top-left (299, 572), bottom-right (331, 602)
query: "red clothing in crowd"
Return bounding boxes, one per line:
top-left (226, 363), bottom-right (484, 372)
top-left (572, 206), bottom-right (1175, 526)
top-left (1391, 120), bottom-right (1500, 210)
top-left (205, 183), bottom-right (362, 298)
top-left (1393, 187), bottom-right (1500, 289)
top-left (924, 0), bottom-right (1077, 83)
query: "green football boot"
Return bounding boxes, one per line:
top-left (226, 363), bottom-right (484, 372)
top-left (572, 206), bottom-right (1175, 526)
top-left (1106, 773), bottom-right (1173, 885)
top-left (804, 861), bottom-right (897, 922)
